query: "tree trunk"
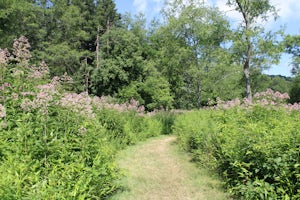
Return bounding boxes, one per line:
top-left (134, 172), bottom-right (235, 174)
top-left (196, 80), bottom-right (201, 109)
top-left (237, 0), bottom-right (253, 102)
top-left (106, 19), bottom-right (110, 55)
top-left (244, 63), bottom-right (252, 102)
top-left (244, 29), bottom-right (253, 102)
top-left (96, 25), bottom-right (100, 69)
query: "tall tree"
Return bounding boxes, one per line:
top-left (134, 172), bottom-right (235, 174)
top-left (284, 34), bottom-right (300, 75)
top-left (289, 73), bottom-right (300, 103)
top-left (0, 0), bottom-right (41, 48)
top-left (154, 1), bottom-right (234, 108)
top-left (30, 0), bottom-right (121, 92)
top-left (227, 0), bottom-right (282, 101)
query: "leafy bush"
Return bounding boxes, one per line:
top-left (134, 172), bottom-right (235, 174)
top-left (154, 111), bottom-right (177, 135)
top-left (173, 106), bottom-right (300, 199)
top-left (0, 36), bottom-right (167, 199)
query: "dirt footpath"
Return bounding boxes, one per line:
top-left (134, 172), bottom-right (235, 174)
top-left (110, 136), bottom-right (230, 200)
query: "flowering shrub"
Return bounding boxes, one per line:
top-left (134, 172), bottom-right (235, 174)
top-left (211, 88), bottom-right (300, 111)
top-left (0, 36), bottom-right (166, 198)
top-left (174, 106), bottom-right (300, 199)
top-left (28, 61), bottom-right (50, 79)
top-left (0, 104), bottom-right (6, 118)
top-left (0, 48), bottom-right (11, 65)
top-left (253, 88), bottom-right (290, 105)
top-left (13, 35), bottom-right (31, 64)
top-left (59, 92), bottom-right (95, 118)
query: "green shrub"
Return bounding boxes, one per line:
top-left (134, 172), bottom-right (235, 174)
top-left (173, 107), bottom-right (300, 199)
top-left (154, 111), bottom-right (177, 135)
top-left (0, 36), bottom-right (169, 199)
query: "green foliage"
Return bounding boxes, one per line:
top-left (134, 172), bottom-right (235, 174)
top-left (154, 2), bottom-right (236, 108)
top-left (290, 74), bottom-right (300, 103)
top-left (0, 39), bottom-right (168, 199)
top-left (251, 70), bottom-right (292, 95)
top-left (284, 34), bottom-right (300, 75)
top-left (154, 111), bottom-right (177, 135)
top-left (173, 107), bottom-right (300, 199)
top-left (91, 27), bottom-right (144, 95)
top-left (0, 0), bottom-right (293, 110)
top-left (227, 0), bottom-right (283, 100)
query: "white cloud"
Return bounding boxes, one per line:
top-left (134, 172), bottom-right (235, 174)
top-left (213, 0), bottom-right (241, 24)
top-left (133, 0), bottom-right (148, 13)
top-left (271, 0), bottom-right (300, 19)
top-left (133, 0), bottom-right (166, 14)
top-left (211, 0), bottom-right (300, 23)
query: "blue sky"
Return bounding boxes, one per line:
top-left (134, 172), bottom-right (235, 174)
top-left (114, 0), bottom-right (300, 77)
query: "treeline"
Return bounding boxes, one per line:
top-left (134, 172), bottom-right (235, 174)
top-left (1, 0), bottom-right (299, 110)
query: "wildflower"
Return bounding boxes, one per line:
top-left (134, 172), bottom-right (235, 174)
top-left (13, 36), bottom-right (31, 64)
top-left (21, 99), bottom-right (35, 112)
top-left (0, 48), bottom-right (11, 65)
top-left (28, 61), bottom-right (50, 79)
top-left (78, 126), bottom-right (87, 134)
top-left (1, 120), bottom-right (7, 129)
top-left (59, 92), bottom-right (95, 118)
top-left (0, 104), bottom-right (6, 118)
top-left (20, 92), bottom-right (35, 96)
top-left (60, 72), bottom-right (73, 84)
top-left (0, 83), bottom-right (11, 91)
top-left (253, 89), bottom-right (290, 106)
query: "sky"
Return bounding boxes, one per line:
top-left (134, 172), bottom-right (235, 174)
top-left (114, 0), bottom-right (300, 77)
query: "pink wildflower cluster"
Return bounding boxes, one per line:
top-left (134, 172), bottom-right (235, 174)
top-left (0, 104), bottom-right (6, 118)
top-left (13, 36), bottom-right (31, 64)
top-left (21, 80), bottom-right (59, 114)
top-left (216, 98), bottom-right (241, 109)
top-left (253, 89), bottom-right (290, 106)
top-left (284, 102), bottom-right (300, 111)
top-left (0, 83), bottom-right (11, 91)
top-left (0, 48), bottom-right (11, 65)
top-left (60, 72), bottom-right (73, 84)
top-left (209, 89), bottom-right (299, 111)
top-left (28, 61), bottom-right (50, 79)
top-left (92, 96), bottom-right (145, 114)
top-left (59, 92), bottom-right (95, 118)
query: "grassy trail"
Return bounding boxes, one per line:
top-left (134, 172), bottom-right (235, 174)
top-left (109, 136), bottom-right (231, 200)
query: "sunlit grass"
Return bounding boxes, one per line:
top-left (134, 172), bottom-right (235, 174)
top-left (109, 136), bottom-right (231, 200)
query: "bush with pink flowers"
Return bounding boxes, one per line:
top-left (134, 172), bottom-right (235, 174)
top-left (0, 37), bottom-right (165, 199)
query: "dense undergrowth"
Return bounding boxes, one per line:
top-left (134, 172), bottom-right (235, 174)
top-left (0, 36), bottom-right (172, 199)
top-left (1, 36), bottom-right (300, 199)
top-left (173, 95), bottom-right (300, 199)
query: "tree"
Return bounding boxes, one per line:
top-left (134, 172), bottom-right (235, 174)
top-left (153, 1), bottom-right (234, 108)
top-left (0, 0), bottom-right (41, 48)
top-left (31, 0), bottom-right (121, 92)
top-left (91, 27), bottom-right (144, 96)
top-left (289, 74), bottom-right (300, 103)
top-left (227, 0), bottom-right (282, 101)
top-left (284, 34), bottom-right (300, 75)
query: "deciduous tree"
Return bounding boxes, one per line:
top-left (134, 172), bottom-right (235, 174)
top-left (227, 0), bottom-right (282, 101)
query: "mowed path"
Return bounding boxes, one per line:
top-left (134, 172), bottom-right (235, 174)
top-left (109, 136), bottom-right (230, 200)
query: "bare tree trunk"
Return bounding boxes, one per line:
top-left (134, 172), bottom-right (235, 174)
top-left (84, 57), bottom-right (89, 94)
top-left (96, 25), bottom-right (100, 69)
top-left (244, 63), bottom-right (252, 102)
top-left (106, 19), bottom-right (110, 55)
top-left (244, 28), bottom-right (253, 102)
top-left (237, 0), bottom-right (253, 102)
top-left (196, 80), bottom-right (201, 109)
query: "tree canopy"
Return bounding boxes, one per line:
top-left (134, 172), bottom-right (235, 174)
top-left (0, 0), bottom-right (298, 109)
